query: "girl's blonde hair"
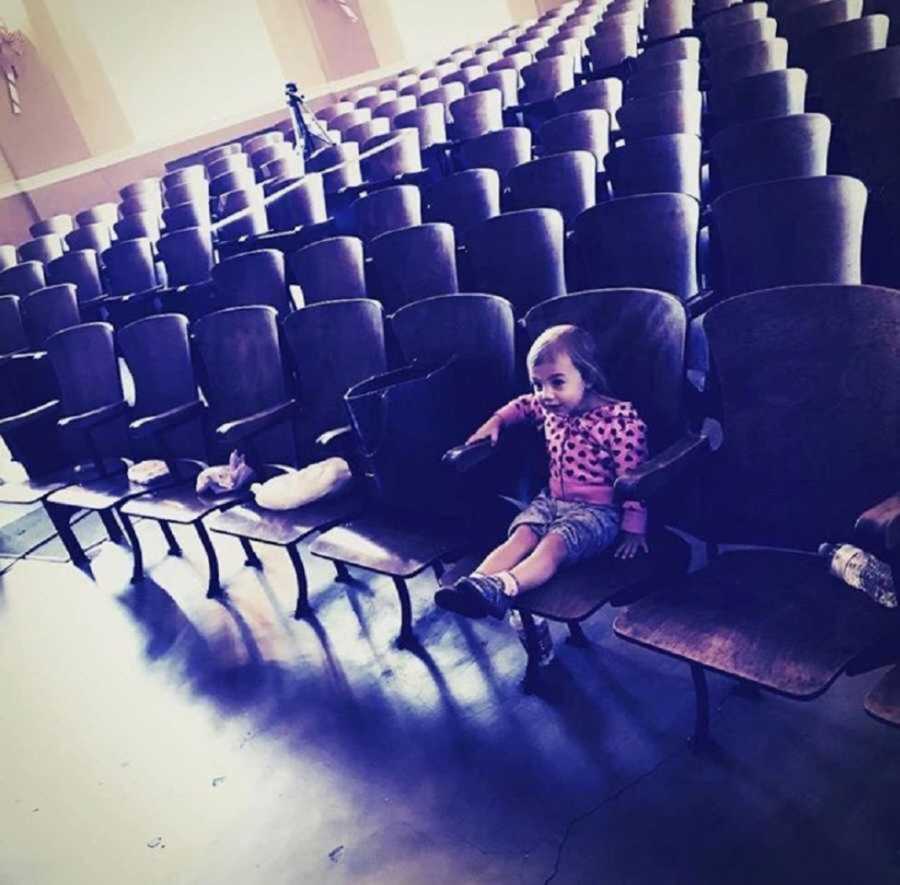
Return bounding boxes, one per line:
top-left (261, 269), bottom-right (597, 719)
top-left (526, 324), bottom-right (609, 393)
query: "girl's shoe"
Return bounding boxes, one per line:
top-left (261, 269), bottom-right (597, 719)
top-left (434, 574), bottom-right (511, 620)
top-left (509, 611), bottom-right (555, 666)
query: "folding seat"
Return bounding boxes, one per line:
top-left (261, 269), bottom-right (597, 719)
top-left (19, 284), bottom-right (81, 350)
top-left (449, 90), bottom-right (503, 140)
top-left (644, 0), bottom-right (694, 43)
top-left (343, 117), bottom-right (390, 146)
top-left (554, 79), bottom-right (624, 116)
top-left (114, 212), bottom-right (161, 243)
top-left (45, 251), bottom-right (105, 308)
top-left (288, 236), bottom-right (367, 303)
top-left (356, 90), bottom-right (398, 112)
top-left (863, 0), bottom-right (900, 42)
top-left (0, 244), bottom-right (18, 271)
top-left (30, 215), bottom-right (74, 238)
top-left (459, 127), bottom-right (533, 183)
top-left (250, 141), bottom-right (294, 172)
top-left (119, 191), bottom-right (163, 217)
top-left (201, 301), bottom-right (384, 614)
top-left (209, 168), bottom-right (256, 199)
top-left (0, 261), bottom-right (46, 297)
top-left (467, 209), bottom-right (566, 314)
top-left (119, 178), bottom-right (159, 200)
top-left (399, 78), bottom-right (439, 100)
top-left (316, 102), bottom-right (354, 125)
top-left (710, 113), bottom-right (831, 195)
top-left (520, 56), bottom-right (576, 105)
top-left (18, 235), bottom-right (64, 264)
top-left (423, 63), bottom-right (457, 81)
top-left (211, 249), bottom-right (290, 313)
top-left (161, 166), bottom-right (205, 190)
top-left (65, 223), bottom-right (112, 255)
top-left (349, 185), bottom-right (422, 241)
top-left (700, 0), bottom-right (769, 39)
top-left (163, 201), bottom-right (211, 232)
top-left (507, 151), bottom-right (597, 228)
top-left (310, 294), bottom-right (516, 647)
top-left (374, 96), bottom-right (420, 125)
top-left (158, 227), bottom-right (214, 287)
top-left (394, 105), bottom-right (448, 150)
top-left (203, 143), bottom-right (242, 167)
top-left (515, 38), bottom-right (548, 57)
top-left (330, 108), bottom-right (373, 138)
top-left (474, 49), bottom-right (503, 69)
top-left (343, 85), bottom-right (378, 104)
top-left (422, 168), bottom-right (501, 252)
top-left (360, 129), bottom-right (425, 185)
top-left (707, 38), bottom-right (789, 93)
top-left (695, 0), bottom-right (740, 18)
top-left (618, 90), bottom-right (703, 139)
top-left (367, 222), bottom-right (459, 311)
top-left (164, 178), bottom-right (209, 209)
top-left (781, 0), bottom-right (864, 42)
top-left (714, 67), bottom-right (808, 126)
top-left (421, 82), bottom-right (466, 116)
top-left (261, 154), bottom-right (305, 182)
top-left (216, 188), bottom-right (268, 242)
top-left (438, 288), bottom-right (696, 687)
top-left (470, 70), bottom-right (519, 109)
top-left (307, 142), bottom-right (363, 196)
top-left (492, 50), bottom-right (533, 76)
top-left (820, 44), bottom-right (900, 115)
top-left (539, 110), bottom-right (611, 172)
top-left (705, 16), bottom-right (778, 54)
top-left (442, 66), bottom-right (487, 93)
top-left (711, 175), bottom-right (866, 299)
top-left (244, 131), bottom-right (284, 157)
top-left (0, 295), bottom-right (26, 356)
top-left (635, 35), bottom-right (701, 68)
top-left (572, 193), bottom-right (700, 301)
top-left (101, 238), bottom-right (158, 297)
top-left (536, 39), bottom-right (585, 75)
top-left (626, 59), bottom-right (701, 98)
top-left (615, 284), bottom-right (900, 744)
top-left (76, 203), bottom-right (118, 227)
top-left (791, 15), bottom-right (889, 90)
top-left (606, 133), bottom-right (702, 200)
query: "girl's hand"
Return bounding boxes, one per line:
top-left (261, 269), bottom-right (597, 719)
top-left (614, 532), bottom-right (649, 559)
top-left (466, 415), bottom-right (503, 446)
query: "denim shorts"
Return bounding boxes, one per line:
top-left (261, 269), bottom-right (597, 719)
top-left (508, 489), bottom-right (622, 564)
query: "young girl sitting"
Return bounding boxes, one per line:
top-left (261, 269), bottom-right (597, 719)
top-left (435, 324), bottom-right (650, 647)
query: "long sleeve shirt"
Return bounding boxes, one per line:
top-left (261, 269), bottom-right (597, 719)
top-left (494, 394), bottom-right (649, 535)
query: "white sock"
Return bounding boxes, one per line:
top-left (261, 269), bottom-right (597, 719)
top-left (496, 571), bottom-right (520, 597)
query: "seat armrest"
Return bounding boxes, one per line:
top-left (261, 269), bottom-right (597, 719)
top-left (685, 288), bottom-right (720, 319)
top-left (58, 399), bottom-right (128, 433)
top-left (130, 399), bottom-right (204, 440)
top-left (316, 424), bottom-right (355, 455)
top-left (614, 431), bottom-right (710, 502)
top-left (216, 399), bottom-right (298, 447)
top-left (0, 399), bottom-right (61, 434)
top-left (442, 437), bottom-right (496, 472)
top-left (855, 492), bottom-right (900, 559)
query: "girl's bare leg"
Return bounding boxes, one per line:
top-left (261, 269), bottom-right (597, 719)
top-left (509, 533), bottom-right (569, 593)
top-left (477, 526), bottom-right (540, 575)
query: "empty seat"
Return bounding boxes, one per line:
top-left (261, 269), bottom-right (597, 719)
top-left (554, 79), bottom-right (624, 116)
top-left (265, 174), bottom-right (328, 232)
top-left (0, 295), bottom-right (26, 355)
top-left (449, 90), bottom-right (504, 140)
top-left (423, 168), bottom-right (501, 246)
top-left (606, 133), bottom-right (702, 200)
top-left (361, 129), bottom-right (423, 183)
top-left (714, 68), bottom-right (809, 125)
top-left (102, 239), bottom-right (158, 296)
top-left (163, 201), bottom-right (211, 231)
top-left (0, 262), bottom-right (46, 297)
top-left (627, 60), bottom-right (701, 98)
top-left (372, 96), bottom-right (418, 123)
top-left (791, 15), bottom-right (890, 90)
top-left (158, 227), bottom-right (214, 286)
top-left (76, 203), bottom-right (118, 227)
top-left (394, 105), bottom-right (448, 150)
top-left (469, 69), bottom-right (519, 108)
top-left (0, 244), bottom-right (17, 271)
top-left (343, 118), bottom-right (390, 146)
top-left (307, 143), bottom-right (363, 194)
top-left (706, 16), bottom-right (778, 54)
top-left (18, 235), bottom-right (64, 264)
top-left (635, 35), bottom-right (701, 67)
top-left (288, 236), bottom-right (367, 303)
top-left (459, 127), bottom-right (533, 183)
top-left (508, 151), bottom-right (598, 227)
top-left (30, 215), bottom-right (74, 238)
top-left (212, 249), bottom-right (290, 313)
top-left (520, 56), bottom-right (576, 103)
top-left (350, 186), bottom-right (422, 241)
top-left (20, 284), bottom-right (81, 350)
top-left (645, 0), bottom-right (694, 43)
top-left (65, 223), bottom-right (112, 255)
top-left (781, 0), bottom-right (864, 42)
top-left (45, 250), bottom-right (104, 305)
top-left (539, 110), bottom-right (611, 168)
top-left (114, 212), bottom-right (161, 243)
top-left (618, 90), bottom-right (703, 139)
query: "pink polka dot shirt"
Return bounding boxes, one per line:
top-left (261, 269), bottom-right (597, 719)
top-left (494, 394), bottom-right (649, 535)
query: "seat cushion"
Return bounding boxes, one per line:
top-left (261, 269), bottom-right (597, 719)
top-left (310, 509), bottom-right (472, 578)
top-left (440, 525), bottom-right (690, 622)
top-left (866, 664), bottom-right (900, 728)
top-left (615, 550), bottom-right (899, 699)
top-left (207, 490), bottom-right (363, 546)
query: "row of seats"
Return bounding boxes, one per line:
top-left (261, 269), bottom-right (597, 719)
top-left (1, 0), bottom-right (899, 735)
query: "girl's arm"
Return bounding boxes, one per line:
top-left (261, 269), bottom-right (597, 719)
top-left (467, 394), bottom-right (541, 445)
top-left (605, 403), bottom-right (650, 557)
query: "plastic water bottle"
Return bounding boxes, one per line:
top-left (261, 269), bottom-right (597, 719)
top-left (509, 611), bottom-right (555, 666)
top-left (819, 543), bottom-right (897, 609)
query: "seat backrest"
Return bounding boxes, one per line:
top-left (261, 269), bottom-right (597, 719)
top-left (0, 244), bottom-right (17, 272)
top-left (587, 31), bottom-right (639, 70)
top-left (158, 227), bottom-right (214, 287)
top-left (507, 151), bottom-right (598, 227)
top-left (708, 38), bottom-right (789, 91)
top-left (636, 35), bottom-right (701, 67)
top-left (192, 305), bottom-right (295, 464)
top-left (46, 251), bottom-right (104, 305)
top-left (65, 223), bottom-right (112, 254)
top-left (607, 133), bottom-right (702, 200)
top-left (30, 215), bottom-right (74, 239)
top-left (470, 69), bottom-right (519, 108)
top-left (711, 113), bottom-right (831, 193)
top-left (102, 239), bottom-right (158, 296)
top-left (264, 173), bottom-right (327, 232)
top-left (350, 185), bottom-right (422, 241)
top-left (711, 175), bottom-right (867, 298)
top-left (467, 208), bottom-right (566, 315)
top-left (645, 0), bottom-right (694, 42)
top-left (627, 59), bottom-right (701, 98)
top-left (701, 0), bottom-right (768, 36)
top-left (716, 67), bottom-right (808, 124)
top-left (423, 168), bottom-right (501, 245)
top-left (0, 295), bottom-right (26, 355)
top-left (19, 235), bottom-right (64, 265)
top-left (0, 261), bottom-right (47, 298)
top-left (792, 14), bottom-right (889, 82)
top-left (211, 249), bottom-right (289, 313)
top-left (821, 44), bottom-right (900, 113)
top-left (521, 56), bottom-right (576, 102)
top-left (449, 90), bottom-right (503, 140)
top-left (163, 201), bottom-right (211, 231)
top-left (368, 223), bottom-right (459, 312)
top-left (540, 110), bottom-right (611, 168)
top-left (21, 284), bottom-right (81, 350)
top-left (372, 96), bottom-right (417, 122)
top-left (573, 193), bottom-right (700, 301)
top-left (390, 293), bottom-right (517, 422)
top-left (115, 212), bottom-right (161, 243)
top-left (343, 117), bottom-right (390, 146)
top-left (119, 191), bottom-right (163, 217)
top-left (781, 0), bottom-right (864, 42)
top-left (421, 82), bottom-right (466, 111)
top-left (76, 203), bottom-right (118, 227)
top-left (618, 90), bottom-right (703, 139)
top-left (522, 288), bottom-right (688, 452)
top-left (361, 129), bottom-right (423, 183)
top-left (394, 104), bottom-right (448, 150)
top-left (282, 298), bottom-right (388, 453)
top-left (554, 78), bottom-right (624, 115)
top-left (459, 127), bottom-right (533, 183)
top-left (706, 16), bottom-right (777, 53)
top-left (288, 236), bottom-right (367, 304)
top-left (702, 285), bottom-right (900, 548)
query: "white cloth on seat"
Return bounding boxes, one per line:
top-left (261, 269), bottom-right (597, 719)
top-left (251, 457), bottom-right (352, 511)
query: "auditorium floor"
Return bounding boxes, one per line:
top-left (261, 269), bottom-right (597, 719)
top-left (1, 512), bottom-right (898, 885)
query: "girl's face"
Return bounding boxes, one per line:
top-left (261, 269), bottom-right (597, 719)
top-left (530, 352), bottom-right (590, 416)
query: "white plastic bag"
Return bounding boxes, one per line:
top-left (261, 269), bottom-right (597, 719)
top-left (196, 451), bottom-right (256, 496)
top-left (251, 457), bottom-right (352, 511)
top-left (128, 459), bottom-right (171, 487)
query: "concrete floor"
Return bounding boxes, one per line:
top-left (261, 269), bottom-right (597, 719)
top-left (1, 514), bottom-right (898, 885)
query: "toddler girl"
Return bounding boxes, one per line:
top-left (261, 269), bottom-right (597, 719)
top-left (435, 324), bottom-right (650, 655)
